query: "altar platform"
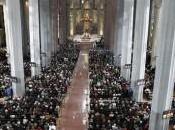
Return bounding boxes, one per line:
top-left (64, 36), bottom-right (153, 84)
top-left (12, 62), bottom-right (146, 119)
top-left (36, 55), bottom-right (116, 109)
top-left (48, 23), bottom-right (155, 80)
top-left (72, 34), bottom-right (101, 50)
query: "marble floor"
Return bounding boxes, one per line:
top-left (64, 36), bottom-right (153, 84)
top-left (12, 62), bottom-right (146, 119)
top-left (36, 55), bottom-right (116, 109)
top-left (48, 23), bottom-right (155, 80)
top-left (58, 50), bottom-right (90, 130)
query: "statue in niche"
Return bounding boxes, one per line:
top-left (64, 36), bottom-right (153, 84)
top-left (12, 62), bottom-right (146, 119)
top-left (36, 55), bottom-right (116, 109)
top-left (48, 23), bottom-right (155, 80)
top-left (81, 12), bottom-right (92, 34)
top-left (81, 0), bottom-right (93, 39)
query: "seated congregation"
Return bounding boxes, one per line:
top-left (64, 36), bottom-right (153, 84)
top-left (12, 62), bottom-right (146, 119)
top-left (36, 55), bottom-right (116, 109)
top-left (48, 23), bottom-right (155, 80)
top-left (0, 49), bottom-right (11, 99)
top-left (0, 42), bottom-right (174, 130)
top-left (0, 43), bottom-right (79, 130)
top-left (88, 48), bottom-right (151, 130)
top-left (143, 49), bottom-right (155, 100)
top-left (0, 48), bottom-right (32, 99)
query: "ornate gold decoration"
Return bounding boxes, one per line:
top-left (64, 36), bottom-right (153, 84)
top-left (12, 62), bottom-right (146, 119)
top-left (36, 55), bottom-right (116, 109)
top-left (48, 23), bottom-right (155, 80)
top-left (80, 0), bottom-right (92, 39)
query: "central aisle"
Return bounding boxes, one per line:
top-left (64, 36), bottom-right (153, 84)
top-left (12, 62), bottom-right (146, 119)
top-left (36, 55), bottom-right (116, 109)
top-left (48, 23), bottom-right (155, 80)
top-left (59, 50), bottom-right (89, 130)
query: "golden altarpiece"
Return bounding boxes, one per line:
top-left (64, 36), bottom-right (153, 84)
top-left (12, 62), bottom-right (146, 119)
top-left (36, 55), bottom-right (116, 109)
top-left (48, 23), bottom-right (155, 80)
top-left (67, 0), bottom-right (105, 37)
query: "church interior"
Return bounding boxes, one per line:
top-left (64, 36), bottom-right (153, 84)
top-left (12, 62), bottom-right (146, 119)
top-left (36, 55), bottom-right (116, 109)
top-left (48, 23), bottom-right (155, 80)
top-left (0, 0), bottom-right (175, 130)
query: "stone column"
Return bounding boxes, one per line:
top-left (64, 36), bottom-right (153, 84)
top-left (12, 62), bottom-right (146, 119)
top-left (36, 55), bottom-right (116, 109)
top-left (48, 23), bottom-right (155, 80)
top-left (104, 0), bottom-right (125, 66)
top-left (104, 0), bottom-right (116, 49)
top-left (97, 11), bottom-right (104, 36)
top-left (40, 0), bottom-right (52, 67)
top-left (0, 0), bottom-right (5, 5)
top-left (58, 13), bottom-right (59, 43)
top-left (131, 0), bottom-right (150, 102)
top-left (113, 0), bottom-right (124, 66)
top-left (6, 0), bottom-right (25, 97)
top-left (151, 0), bottom-right (162, 68)
top-left (0, 29), bottom-right (3, 47)
top-left (29, 0), bottom-right (41, 76)
top-left (69, 12), bottom-right (74, 36)
top-left (149, 0), bottom-right (175, 130)
top-left (59, 0), bottom-right (67, 44)
top-left (47, 0), bottom-right (52, 64)
top-left (51, 0), bottom-right (58, 53)
top-left (52, 0), bottom-right (58, 53)
top-left (3, 3), bottom-right (11, 63)
top-left (120, 0), bottom-right (134, 81)
top-left (20, 0), bottom-right (29, 59)
top-left (49, 0), bottom-right (54, 55)
top-left (48, 0), bottom-right (59, 56)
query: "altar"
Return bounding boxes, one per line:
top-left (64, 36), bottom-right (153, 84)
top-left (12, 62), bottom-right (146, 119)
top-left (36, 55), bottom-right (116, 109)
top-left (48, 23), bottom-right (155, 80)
top-left (73, 34), bottom-right (101, 42)
top-left (72, 0), bottom-right (102, 50)
top-left (73, 34), bottom-right (101, 50)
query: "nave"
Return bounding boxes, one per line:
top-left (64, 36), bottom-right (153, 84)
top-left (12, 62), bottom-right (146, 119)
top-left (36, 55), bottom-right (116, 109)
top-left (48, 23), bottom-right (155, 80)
top-left (1, 0), bottom-right (175, 130)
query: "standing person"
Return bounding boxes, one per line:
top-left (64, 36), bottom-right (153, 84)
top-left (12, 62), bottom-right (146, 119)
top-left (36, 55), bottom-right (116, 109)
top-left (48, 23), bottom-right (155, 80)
top-left (49, 122), bottom-right (56, 130)
top-left (5, 85), bottom-right (13, 99)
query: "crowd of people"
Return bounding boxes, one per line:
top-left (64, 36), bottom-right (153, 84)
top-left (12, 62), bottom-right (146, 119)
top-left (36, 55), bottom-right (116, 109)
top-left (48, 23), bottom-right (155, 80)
top-left (143, 66), bottom-right (155, 100)
top-left (88, 49), bottom-right (151, 130)
top-left (24, 56), bottom-right (32, 78)
top-left (170, 88), bottom-right (175, 129)
top-left (0, 48), bottom-right (32, 99)
top-left (0, 43), bottom-right (79, 130)
top-left (0, 48), bottom-right (6, 62)
top-left (143, 49), bottom-right (155, 100)
top-left (0, 49), bottom-right (11, 99)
